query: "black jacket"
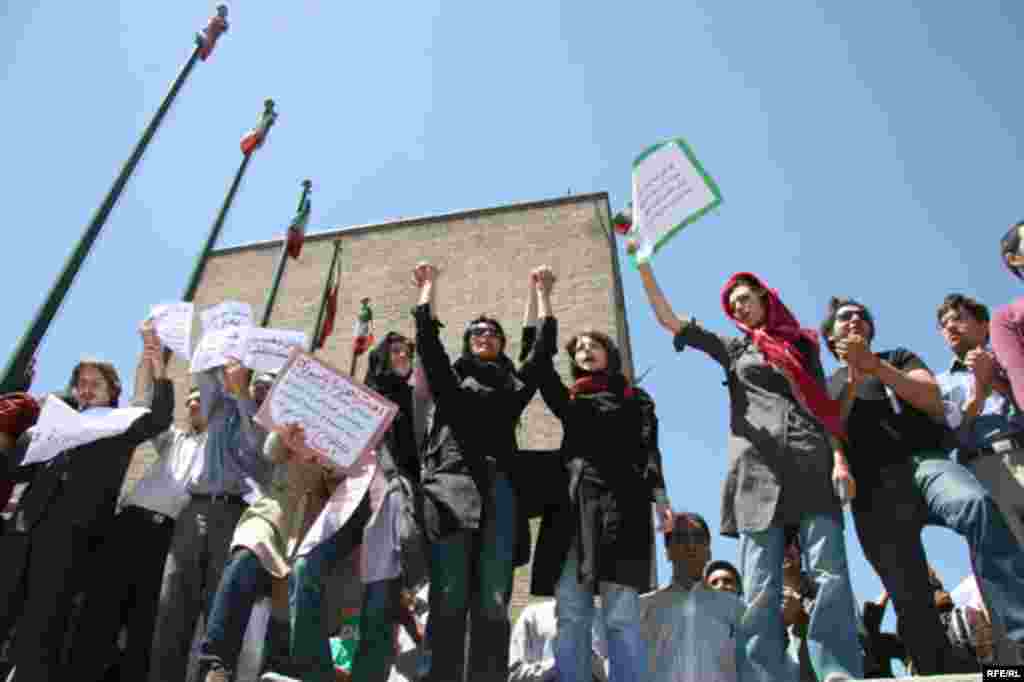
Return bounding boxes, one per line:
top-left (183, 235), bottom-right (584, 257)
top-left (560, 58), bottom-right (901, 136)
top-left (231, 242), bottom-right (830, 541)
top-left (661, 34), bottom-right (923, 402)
top-left (529, 317), bottom-right (666, 595)
top-left (413, 304), bottom-right (540, 566)
top-left (8, 378), bottom-right (174, 533)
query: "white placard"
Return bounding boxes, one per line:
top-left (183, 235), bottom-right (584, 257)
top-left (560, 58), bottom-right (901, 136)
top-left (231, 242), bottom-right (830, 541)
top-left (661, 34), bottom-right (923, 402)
top-left (242, 328), bottom-right (308, 374)
top-left (190, 326), bottom-right (250, 374)
top-left (201, 300), bottom-right (253, 334)
top-left (149, 302), bottom-right (194, 360)
top-left (630, 138), bottom-right (722, 263)
top-left (254, 349), bottom-right (397, 470)
top-left (23, 396), bottom-right (150, 466)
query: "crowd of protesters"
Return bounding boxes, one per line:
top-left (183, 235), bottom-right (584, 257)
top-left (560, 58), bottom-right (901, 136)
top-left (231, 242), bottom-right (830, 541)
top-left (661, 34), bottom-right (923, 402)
top-left (1, 222), bottom-right (1024, 682)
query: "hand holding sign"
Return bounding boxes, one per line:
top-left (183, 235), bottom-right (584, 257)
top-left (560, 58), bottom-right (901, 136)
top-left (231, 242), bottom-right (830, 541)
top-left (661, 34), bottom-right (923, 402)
top-left (191, 325), bottom-right (250, 374)
top-left (627, 138), bottom-right (722, 264)
top-left (255, 349), bottom-right (397, 470)
top-left (149, 303), bottom-right (194, 360)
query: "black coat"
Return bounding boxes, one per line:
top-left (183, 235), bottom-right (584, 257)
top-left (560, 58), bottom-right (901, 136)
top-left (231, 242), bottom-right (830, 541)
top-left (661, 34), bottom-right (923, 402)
top-left (8, 378), bottom-right (174, 534)
top-left (529, 317), bottom-right (666, 596)
top-left (412, 304), bottom-right (540, 567)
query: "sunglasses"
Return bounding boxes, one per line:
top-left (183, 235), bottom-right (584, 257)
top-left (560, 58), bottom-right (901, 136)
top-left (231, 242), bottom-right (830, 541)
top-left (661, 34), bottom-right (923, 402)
top-left (835, 308), bottom-right (871, 323)
top-left (468, 325), bottom-right (502, 339)
top-left (667, 526), bottom-right (710, 546)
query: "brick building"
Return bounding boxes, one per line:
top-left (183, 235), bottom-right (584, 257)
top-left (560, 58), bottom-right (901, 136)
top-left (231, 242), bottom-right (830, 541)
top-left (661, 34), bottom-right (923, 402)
top-left (126, 191), bottom-right (640, 618)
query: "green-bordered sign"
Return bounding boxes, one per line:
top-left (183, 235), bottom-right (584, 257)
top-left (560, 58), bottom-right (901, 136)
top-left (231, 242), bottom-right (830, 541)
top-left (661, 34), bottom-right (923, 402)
top-left (629, 138), bottom-right (722, 265)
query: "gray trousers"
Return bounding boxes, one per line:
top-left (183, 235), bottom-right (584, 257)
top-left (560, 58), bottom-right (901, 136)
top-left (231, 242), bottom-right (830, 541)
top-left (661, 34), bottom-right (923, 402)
top-left (969, 448), bottom-right (1024, 548)
top-left (147, 497), bottom-right (246, 682)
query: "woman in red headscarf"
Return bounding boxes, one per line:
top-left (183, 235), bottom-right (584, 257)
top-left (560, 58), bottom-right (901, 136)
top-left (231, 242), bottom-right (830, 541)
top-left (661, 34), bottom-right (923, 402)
top-left (635, 256), bottom-right (862, 682)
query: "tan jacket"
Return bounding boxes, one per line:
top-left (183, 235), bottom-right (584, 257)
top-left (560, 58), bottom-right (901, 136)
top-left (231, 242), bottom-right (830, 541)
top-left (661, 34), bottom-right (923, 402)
top-left (231, 431), bottom-right (336, 578)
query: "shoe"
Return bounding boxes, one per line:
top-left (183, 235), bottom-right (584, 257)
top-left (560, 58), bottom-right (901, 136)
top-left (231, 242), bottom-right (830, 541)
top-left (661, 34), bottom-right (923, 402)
top-left (260, 672), bottom-right (302, 682)
top-left (823, 673), bottom-right (851, 682)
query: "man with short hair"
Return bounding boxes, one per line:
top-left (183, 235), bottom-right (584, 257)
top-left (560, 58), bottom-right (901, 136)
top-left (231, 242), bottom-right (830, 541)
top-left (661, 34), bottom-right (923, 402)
top-left (69, 348), bottom-right (209, 682)
top-left (934, 292), bottom-right (1024, 547)
top-left (0, 321), bottom-right (174, 681)
top-left (624, 511), bottom-right (746, 682)
top-left (148, 363), bottom-right (272, 682)
top-left (822, 297), bottom-right (1024, 669)
top-left (703, 560), bottom-right (741, 596)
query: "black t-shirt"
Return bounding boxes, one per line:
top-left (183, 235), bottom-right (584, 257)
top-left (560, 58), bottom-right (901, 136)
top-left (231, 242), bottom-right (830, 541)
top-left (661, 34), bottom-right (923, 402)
top-left (826, 348), bottom-right (948, 478)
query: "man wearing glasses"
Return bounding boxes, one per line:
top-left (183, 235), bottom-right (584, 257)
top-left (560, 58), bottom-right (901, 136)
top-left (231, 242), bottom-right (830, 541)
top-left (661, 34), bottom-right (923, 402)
top-left (822, 297), bottom-right (1024, 669)
top-left (934, 293), bottom-right (1024, 548)
top-left (627, 511), bottom-right (746, 682)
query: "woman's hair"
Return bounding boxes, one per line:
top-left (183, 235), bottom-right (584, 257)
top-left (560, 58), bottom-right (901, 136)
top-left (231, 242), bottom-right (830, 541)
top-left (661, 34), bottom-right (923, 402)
top-left (564, 330), bottom-right (622, 379)
top-left (67, 358), bottom-right (122, 407)
top-left (724, 275), bottom-right (766, 304)
top-left (461, 315), bottom-right (507, 356)
top-left (819, 297), bottom-right (875, 359)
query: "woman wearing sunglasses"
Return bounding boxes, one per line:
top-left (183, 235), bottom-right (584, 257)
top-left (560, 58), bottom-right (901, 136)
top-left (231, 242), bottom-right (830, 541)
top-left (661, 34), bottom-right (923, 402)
top-left (633, 254), bottom-right (862, 682)
top-left (410, 262), bottom-right (542, 682)
top-left (526, 265), bottom-right (672, 682)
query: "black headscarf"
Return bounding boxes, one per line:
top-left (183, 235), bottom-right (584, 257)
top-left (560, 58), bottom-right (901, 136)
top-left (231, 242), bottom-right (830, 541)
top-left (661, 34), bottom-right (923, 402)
top-left (364, 332), bottom-right (418, 481)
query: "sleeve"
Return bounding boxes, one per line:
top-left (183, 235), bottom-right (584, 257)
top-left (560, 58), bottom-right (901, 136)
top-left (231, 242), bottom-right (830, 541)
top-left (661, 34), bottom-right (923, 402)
top-left (672, 318), bottom-right (733, 369)
top-left (892, 348), bottom-right (929, 375)
top-left (636, 388), bottom-right (668, 503)
top-left (124, 378), bottom-right (175, 444)
top-left (518, 324), bottom-right (537, 363)
top-left (236, 396), bottom-right (269, 455)
top-left (3, 431), bottom-right (33, 480)
top-left (526, 317), bottom-right (571, 422)
top-left (413, 303), bottom-right (461, 408)
top-left (149, 427), bottom-right (176, 460)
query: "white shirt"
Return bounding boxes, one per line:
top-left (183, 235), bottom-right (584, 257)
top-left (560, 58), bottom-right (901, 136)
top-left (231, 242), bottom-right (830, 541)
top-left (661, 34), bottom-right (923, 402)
top-left (509, 599), bottom-right (608, 682)
top-left (635, 582), bottom-right (745, 682)
top-left (122, 426), bottom-right (207, 519)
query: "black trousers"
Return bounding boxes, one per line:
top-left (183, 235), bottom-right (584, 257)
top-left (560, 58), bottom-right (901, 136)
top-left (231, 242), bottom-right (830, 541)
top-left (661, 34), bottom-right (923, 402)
top-left (67, 506), bottom-right (176, 682)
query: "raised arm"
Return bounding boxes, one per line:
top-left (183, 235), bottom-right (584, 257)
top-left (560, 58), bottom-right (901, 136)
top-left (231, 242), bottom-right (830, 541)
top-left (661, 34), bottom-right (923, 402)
top-left (526, 266), bottom-right (571, 421)
top-left (519, 271), bottom-right (539, 363)
top-left (636, 259), bottom-right (732, 368)
top-left (125, 329), bottom-right (175, 443)
top-left (412, 262), bottom-right (460, 405)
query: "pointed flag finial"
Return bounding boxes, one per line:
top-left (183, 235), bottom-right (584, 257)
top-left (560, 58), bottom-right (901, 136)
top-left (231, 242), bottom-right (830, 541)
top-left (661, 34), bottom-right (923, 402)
top-left (240, 98), bottom-right (278, 155)
top-left (196, 4), bottom-right (230, 61)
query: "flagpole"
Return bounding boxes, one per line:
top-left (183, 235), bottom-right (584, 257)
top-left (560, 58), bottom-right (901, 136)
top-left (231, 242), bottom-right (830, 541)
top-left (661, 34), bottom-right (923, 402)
top-left (308, 241), bottom-right (341, 352)
top-left (259, 179), bottom-right (311, 328)
top-left (0, 7), bottom-right (227, 394)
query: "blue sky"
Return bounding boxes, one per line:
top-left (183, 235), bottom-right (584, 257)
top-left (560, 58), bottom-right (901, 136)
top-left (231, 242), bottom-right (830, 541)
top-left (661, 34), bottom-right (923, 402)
top-left (4, 1), bottom-right (1023, 636)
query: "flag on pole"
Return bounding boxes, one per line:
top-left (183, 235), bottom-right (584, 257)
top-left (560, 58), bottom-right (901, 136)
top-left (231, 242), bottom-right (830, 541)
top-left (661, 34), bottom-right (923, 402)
top-left (240, 99), bottom-right (277, 155)
top-left (286, 179), bottom-right (312, 259)
top-left (196, 4), bottom-right (229, 61)
top-left (314, 264), bottom-right (340, 350)
top-left (612, 203), bottom-right (633, 235)
top-left (352, 298), bottom-right (375, 357)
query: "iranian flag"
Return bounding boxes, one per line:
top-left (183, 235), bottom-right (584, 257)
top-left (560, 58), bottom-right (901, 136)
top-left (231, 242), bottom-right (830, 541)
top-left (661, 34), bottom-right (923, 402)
top-left (612, 204), bottom-right (633, 235)
top-left (352, 298), bottom-right (375, 357)
top-left (286, 180), bottom-right (312, 259)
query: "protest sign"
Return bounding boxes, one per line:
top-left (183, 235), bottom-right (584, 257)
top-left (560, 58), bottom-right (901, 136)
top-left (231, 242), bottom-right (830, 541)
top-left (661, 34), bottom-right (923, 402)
top-left (190, 325), bottom-right (250, 374)
top-left (629, 138), bottom-right (722, 264)
top-left (23, 396), bottom-right (150, 466)
top-left (243, 328), bottom-right (308, 375)
top-left (201, 300), bottom-right (253, 334)
top-left (255, 349), bottom-right (397, 470)
top-left (149, 302), bottom-right (194, 360)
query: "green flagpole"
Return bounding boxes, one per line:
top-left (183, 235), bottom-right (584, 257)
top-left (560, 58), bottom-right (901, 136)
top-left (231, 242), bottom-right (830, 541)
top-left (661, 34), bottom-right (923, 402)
top-left (259, 179), bottom-right (312, 328)
top-left (0, 6), bottom-right (229, 394)
top-left (308, 241), bottom-right (341, 352)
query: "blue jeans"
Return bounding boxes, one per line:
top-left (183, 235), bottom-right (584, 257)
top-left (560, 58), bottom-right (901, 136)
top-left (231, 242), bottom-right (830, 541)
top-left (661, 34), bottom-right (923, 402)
top-left (425, 472), bottom-right (517, 682)
top-left (914, 456), bottom-right (1024, 651)
top-left (555, 549), bottom-right (646, 682)
top-left (739, 513), bottom-right (863, 682)
top-left (199, 548), bottom-right (273, 674)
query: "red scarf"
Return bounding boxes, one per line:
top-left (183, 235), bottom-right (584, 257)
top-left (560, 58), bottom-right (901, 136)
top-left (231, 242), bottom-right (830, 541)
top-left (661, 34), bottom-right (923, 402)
top-left (721, 272), bottom-right (845, 442)
top-left (569, 373), bottom-right (634, 400)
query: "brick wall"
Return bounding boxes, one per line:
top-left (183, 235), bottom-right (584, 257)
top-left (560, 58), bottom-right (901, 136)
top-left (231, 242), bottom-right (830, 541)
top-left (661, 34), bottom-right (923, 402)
top-left (122, 192), bottom-right (636, 621)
